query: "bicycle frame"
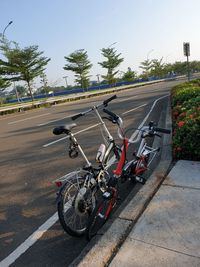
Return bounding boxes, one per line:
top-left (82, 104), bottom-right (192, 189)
top-left (54, 101), bottom-right (121, 187)
top-left (113, 126), bottom-right (160, 178)
top-left (86, 118), bottom-right (171, 240)
top-left (69, 106), bottom-right (117, 166)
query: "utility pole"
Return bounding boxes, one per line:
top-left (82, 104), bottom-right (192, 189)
top-left (96, 74), bottom-right (100, 83)
top-left (63, 76), bottom-right (68, 88)
top-left (14, 82), bottom-right (20, 103)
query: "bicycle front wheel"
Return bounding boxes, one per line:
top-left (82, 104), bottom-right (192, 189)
top-left (57, 174), bottom-right (96, 237)
top-left (86, 197), bottom-right (113, 240)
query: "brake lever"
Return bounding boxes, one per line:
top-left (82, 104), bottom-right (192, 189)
top-left (155, 133), bottom-right (162, 138)
top-left (102, 116), bottom-right (117, 124)
top-left (102, 116), bottom-right (112, 121)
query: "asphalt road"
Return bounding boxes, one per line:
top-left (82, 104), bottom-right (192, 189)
top-left (0, 79), bottom-right (182, 266)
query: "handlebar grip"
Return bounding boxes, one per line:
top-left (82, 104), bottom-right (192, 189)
top-left (154, 127), bottom-right (171, 134)
top-left (103, 108), bottom-right (119, 121)
top-left (103, 95), bottom-right (117, 106)
top-left (53, 126), bottom-right (65, 135)
top-left (71, 113), bottom-right (83, 120)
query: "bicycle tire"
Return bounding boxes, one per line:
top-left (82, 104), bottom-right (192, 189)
top-left (86, 197), bottom-right (113, 240)
top-left (58, 177), bottom-right (96, 237)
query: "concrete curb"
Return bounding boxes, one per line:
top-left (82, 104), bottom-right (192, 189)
top-left (69, 98), bottom-right (172, 266)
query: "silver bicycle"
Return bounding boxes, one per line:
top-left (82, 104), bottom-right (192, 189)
top-left (53, 95), bottom-right (123, 236)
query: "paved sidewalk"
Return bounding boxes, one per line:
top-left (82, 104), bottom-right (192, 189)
top-left (109, 160), bottom-right (200, 267)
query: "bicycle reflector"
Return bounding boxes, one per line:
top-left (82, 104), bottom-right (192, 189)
top-left (55, 181), bottom-right (62, 187)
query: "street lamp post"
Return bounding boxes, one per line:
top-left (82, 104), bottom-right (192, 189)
top-left (2, 21), bottom-right (20, 103)
top-left (2, 21), bottom-right (13, 38)
top-left (63, 76), bottom-right (68, 88)
top-left (146, 49), bottom-right (154, 60)
top-left (96, 74), bottom-right (101, 90)
top-left (14, 82), bottom-right (20, 103)
top-left (108, 42), bottom-right (117, 48)
top-left (96, 74), bottom-right (100, 83)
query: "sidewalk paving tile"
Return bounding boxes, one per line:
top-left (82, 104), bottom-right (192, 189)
top-left (129, 185), bottom-right (200, 257)
top-left (109, 183), bottom-right (200, 267)
top-left (109, 238), bottom-right (200, 267)
top-left (164, 160), bottom-right (200, 188)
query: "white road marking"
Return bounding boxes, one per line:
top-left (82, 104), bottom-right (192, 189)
top-left (122, 103), bottom-right (147, 115)
top-left (37, 115), bottom-right (72, 126)
top-left (8, 113), bottom-right (51, 125)
top-left (129, 94), bottom-right (169, 142)
top-left (116, 95), bottom-right (138, 103)
top-left (0, 94), bottom-right (169, 266)
top-left (0, 212), bottom-right (58, 267)
top-left (43, 123), bottom-right (101, 147)
top-left (37, 96), bottom-right (138, 126)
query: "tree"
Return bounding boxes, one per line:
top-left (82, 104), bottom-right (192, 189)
top-left (171, 61), bottom-right (187, 75)
top-left (40, 72), bottom-right (48, 96)
top-left (121, 67), bottom-right (137, 82)
top-left (0, 38), bottom-right (50, 102)
top-left (189, 61), bottom-right (200, 73)
top-left (0, 77), bottom-right (10, 91)
top-left (98, 47), bottom-right (124, 84)
top-left (63, 49), bottom-right (92, 89)
top-left (150, 57), bottom-right (165, 77)
top-left (9, 85), bottom-right (27, 97)
top-left (139, 59), bottom-right (153, 79)
top-left (0, 77), bottom-right (11, 105)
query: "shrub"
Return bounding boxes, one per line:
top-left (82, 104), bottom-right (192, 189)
top-left (171, 80), bottom-right (200, 160)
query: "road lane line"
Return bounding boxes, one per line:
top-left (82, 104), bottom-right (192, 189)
top-left (37, 115), bottom-right (72, 126)
top-left (116, 95), bottom-right (138, 103)
top-left (37, 96), bottom-right (138, 126)
top-left (8, 113), bottom-right (51, 125)
top-left (0, 212), bottom-right (58, 267)
top-left (130, 94), bottom-right (169, 141)
top-left (43, 123), bottom-right (101, 147)
top-left (43, 96), bottom-right (168, 148)
top-left (122, 103), bottom-right (147, 115)
top-left (0, 94), bottom-right (170, 266)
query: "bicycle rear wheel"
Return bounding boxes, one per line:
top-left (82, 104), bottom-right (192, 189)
top-left (86, 195), bottom-right (114, 240)
top-left (57, 172), bottom-right (96, 237)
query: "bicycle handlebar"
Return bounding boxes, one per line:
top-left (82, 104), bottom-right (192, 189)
top-left (71, 95), bottom-right (117, 121)
top-left (71, 113), bottom-right (84, 120)
top-left (128, 124), bottom-right (171, 144)
top-left (103, 108), bottom-right (119, 122)
top-left (154, 127), bottom-right (171, 134)
top-left (103, 94), bottom-right (117, 107)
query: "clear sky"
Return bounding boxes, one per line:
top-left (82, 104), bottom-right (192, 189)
top-left (0, 0), bottom-right (200, 87)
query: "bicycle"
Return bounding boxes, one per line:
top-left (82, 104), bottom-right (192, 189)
top-left (86, 109), bottom-right (171, 240)
top-left (52, 95), bottom-right (123, 237)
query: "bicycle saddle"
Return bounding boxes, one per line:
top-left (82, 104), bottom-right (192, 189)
top-left (53, 123), bottom-right (77, 135)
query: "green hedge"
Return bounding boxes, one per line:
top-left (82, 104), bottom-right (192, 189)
top-left (171, 80), bottom-right (200, 160)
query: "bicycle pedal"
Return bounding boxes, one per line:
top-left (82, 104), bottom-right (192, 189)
top-left (103, 191), bottom-right (112, 199)
top-left (135, 176), bottom-right (146, 185)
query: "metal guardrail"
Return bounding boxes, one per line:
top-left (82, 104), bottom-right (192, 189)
top-left (0, 78), bottom-right (177, 115)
